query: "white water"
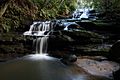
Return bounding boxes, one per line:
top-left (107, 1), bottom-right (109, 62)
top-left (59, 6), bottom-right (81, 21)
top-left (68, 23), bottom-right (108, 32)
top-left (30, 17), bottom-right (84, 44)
top-left (72, 9), bottom-right (89, 19)
top-left (24, 21), bottom-right (53, 54)
top-left (23, 21), bottom-right (53, 36)
top-left (34, 37), bottom-right (48, 54)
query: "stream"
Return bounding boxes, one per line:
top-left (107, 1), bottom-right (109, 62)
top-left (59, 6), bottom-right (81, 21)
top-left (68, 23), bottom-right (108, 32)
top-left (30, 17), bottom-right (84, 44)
top-left (0, 54), bottom-right (111, 80)
top-left (0, 9), bottom-right (120, 80)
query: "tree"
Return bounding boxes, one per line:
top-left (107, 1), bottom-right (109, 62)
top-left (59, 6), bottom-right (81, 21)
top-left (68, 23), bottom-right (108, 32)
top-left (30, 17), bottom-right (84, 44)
top-left (31, 0), bottom-right (77, 19)
top-left (77, 0), bottom-right (120, 21)
top-left (0, 0), bottom-right (12, 17)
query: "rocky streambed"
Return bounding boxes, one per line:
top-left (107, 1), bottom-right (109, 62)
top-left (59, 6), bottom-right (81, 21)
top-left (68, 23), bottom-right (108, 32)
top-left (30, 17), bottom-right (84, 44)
top-left (0, 26), bottom-right (120, 80)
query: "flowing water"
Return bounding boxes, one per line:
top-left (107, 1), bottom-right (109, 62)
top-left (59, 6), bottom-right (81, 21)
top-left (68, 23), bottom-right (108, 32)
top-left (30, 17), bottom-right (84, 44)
top-left (72, 9), bottom-right (89, 19)
top-left (24, 21), bottom-right (52, 54)
top-left (33, 37), bottom-right (48, 54)
top-left (23, 21), bottom-right (53, 36)
top-left (0, 21), bottom-right (115, 80)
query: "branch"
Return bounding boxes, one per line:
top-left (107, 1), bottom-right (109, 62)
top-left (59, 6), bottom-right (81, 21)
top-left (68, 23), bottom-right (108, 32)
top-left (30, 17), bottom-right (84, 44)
top-left (0, 0), bottom-right (12, 17)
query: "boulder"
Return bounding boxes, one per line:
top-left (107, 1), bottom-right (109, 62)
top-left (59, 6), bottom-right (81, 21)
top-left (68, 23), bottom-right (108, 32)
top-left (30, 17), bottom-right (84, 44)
top-left (108, 40), bottom-right (120, 60)
top-left (113, 69), bottom-right (120, 80)
top-left (61, 54), bottom-right (77, 64)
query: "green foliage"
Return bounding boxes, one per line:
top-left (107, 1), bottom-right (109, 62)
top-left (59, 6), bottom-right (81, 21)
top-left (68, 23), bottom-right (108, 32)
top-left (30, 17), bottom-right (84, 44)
top-left (31, 0), bottom-right (77, 19)
top-left (0, 0), bottom-right (38, 32)
top-left (0, 0), bottom-right (77, 32)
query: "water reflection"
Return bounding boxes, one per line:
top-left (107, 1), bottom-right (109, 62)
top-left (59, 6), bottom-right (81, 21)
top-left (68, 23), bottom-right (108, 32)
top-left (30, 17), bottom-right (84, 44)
top-left (24, 54), bottom-right (54, 60)
top-left (0, 54), bottom-right (111, 80)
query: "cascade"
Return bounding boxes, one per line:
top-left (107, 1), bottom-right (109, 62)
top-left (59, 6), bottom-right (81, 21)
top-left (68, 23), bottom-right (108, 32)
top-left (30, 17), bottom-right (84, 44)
top-left (72, 8), bottom-right (89, 19)
top-left (24, 21), bottom-right (54, 54)
top-left (72, 9), bottom-right (81, 19)
top-left (23, 21), bottom-right (53, 36)
top-left (33, 37), bottom-right (48, 54)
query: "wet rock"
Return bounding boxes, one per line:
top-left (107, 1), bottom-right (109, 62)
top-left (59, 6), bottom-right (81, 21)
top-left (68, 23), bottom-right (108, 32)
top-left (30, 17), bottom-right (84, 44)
top-left (68, 54), bottom-right (77, 62)
top-left (61, 30), bottom-right (103, 44)
top-left (48, 30), bottom-right (104, 57)
top-left (0, 32), bottom-right (33, 61)
top-left (48, 31), bottom-right (73, 51)
top-left (61, 54), bottom-right (77, 64)
top-left (49, 30), bottom-right (104, 54)
top-left (62, 35), bottom-right (74, 42)
top-left (113, 69), bottom-right (120, 80)
top-left (108, 40), bottom-right (120, 60)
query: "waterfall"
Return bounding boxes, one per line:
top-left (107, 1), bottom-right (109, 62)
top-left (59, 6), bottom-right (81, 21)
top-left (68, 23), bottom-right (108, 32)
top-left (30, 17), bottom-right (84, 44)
top-left (23, 21), bottom-right (52, 36)
top-left (24, 21), bottom-right (53, 54)
top-left (72, 9), bottom-right (89, 19)
top-left (33, 37), bottom-right (48, 54)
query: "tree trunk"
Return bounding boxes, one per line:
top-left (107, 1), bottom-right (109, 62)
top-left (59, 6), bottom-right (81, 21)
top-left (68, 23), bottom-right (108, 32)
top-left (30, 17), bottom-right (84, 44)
top-left (0, 0), bottom-right (12, 17)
